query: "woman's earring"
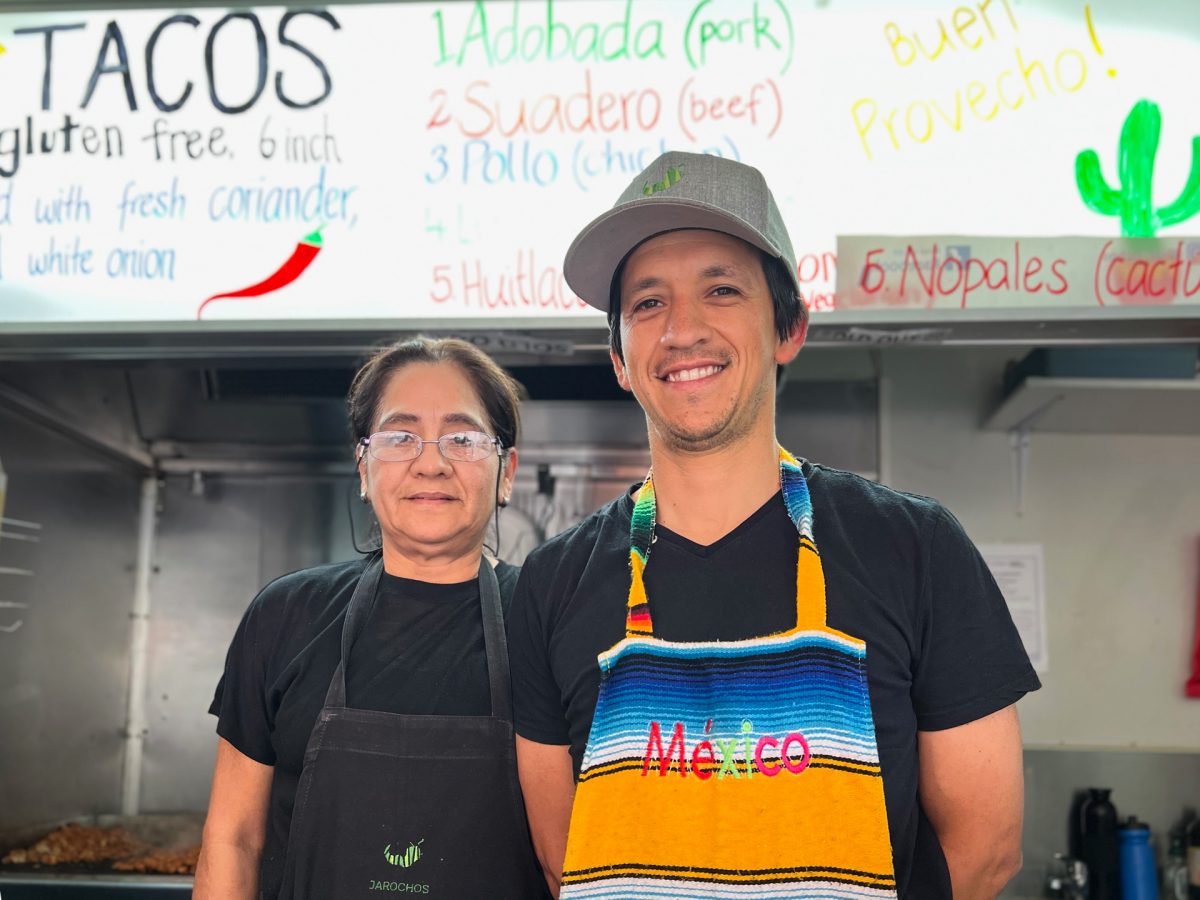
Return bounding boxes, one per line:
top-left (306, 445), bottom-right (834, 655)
top-left (499, 496), bottom-right (509, 508)
top-left (360, 489), bottom-right (369, 504)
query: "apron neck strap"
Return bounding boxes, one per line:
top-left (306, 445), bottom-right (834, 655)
top-left (476, 558), bottom-right (512, 720)
top-left (624, 446), bottom-right (827, 638)
top-left (325, 555), bottom-right (513, 721)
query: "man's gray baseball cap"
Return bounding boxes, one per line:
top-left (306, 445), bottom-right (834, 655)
top-left (563, 151), bottom-right (801, 312)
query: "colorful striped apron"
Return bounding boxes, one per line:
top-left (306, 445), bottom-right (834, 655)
top-left (560, 448), bottom-right (898, 899)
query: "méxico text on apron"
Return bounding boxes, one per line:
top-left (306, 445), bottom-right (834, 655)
top-left (277, 556), bottom-right (546, 900)
top-left (560, 448), bottom-right (898, 899)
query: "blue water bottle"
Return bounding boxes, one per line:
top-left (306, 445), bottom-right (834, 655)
top-left (1119, 816), bottom-right (1158, 900)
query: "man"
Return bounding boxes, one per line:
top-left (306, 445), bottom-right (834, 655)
top-left (507, 151), bottom-right (1039, 899)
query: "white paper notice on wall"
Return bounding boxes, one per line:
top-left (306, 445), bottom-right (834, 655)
top-left (979, 543), bottom-right (1049, 674)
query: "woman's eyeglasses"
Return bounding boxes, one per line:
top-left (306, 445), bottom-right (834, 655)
top-left (357, 431), bottom-right (503, 463)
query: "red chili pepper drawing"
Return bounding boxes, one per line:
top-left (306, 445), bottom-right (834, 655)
top-left (196, 225), bottom-right (324, 320)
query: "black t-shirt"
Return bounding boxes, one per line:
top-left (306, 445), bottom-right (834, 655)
top-left (209, 555), bottom-right (520, 900)
top-left (506, 461), bottom-right (1040, 900)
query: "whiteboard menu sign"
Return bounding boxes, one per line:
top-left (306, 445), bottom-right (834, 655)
top-left (0, 1), bottom-right (1198, 327)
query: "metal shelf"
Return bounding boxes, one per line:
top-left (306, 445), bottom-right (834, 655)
top-left (0, 516), bottom-right (39, 632)
top-left (985, 376), bottom-right (1200, 436)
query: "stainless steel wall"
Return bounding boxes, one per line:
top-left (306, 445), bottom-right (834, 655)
top-left (0, 406), bottom-right (141, 828)
top-left (0, 358), bottom-right (881, 825)
top-left (140, 475), bottom-right (352, 812)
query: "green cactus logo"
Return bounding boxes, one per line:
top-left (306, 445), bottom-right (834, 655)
top-left (642, 165), bottom-right (683, 196)
top-left (383, 839), bottom-right (424, 868)
top-left (1075, 99), bottom-right (1200, 237)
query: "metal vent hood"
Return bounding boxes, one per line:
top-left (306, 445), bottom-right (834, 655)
top-left (0, 338), bottom-right (884, 478)
top-left (1, 305), bottom-right (1199, 364)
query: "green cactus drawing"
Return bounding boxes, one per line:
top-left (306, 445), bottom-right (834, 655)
top-left (1075, 99), bottom-right (1200, 237)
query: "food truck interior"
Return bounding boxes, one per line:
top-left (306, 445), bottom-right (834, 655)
top-left (1, 0), bottom-right (1200, 894)
top-left (1, 327), bottom-right (1198, 898)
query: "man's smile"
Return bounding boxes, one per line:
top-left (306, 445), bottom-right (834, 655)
top-left (660, 363), bottom-right (726, 383)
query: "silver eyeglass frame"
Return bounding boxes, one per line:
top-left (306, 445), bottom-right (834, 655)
top-left (356, 431), bottom-right (505, 463)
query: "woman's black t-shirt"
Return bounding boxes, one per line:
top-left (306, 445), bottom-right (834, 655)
top-left (209, 556), bottom-right (519, 899)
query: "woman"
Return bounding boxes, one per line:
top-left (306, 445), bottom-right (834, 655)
top-left (195, 337), bottom-right (546, 900)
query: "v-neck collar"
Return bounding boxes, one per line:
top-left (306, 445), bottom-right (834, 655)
top-left (651, 490), bottom-right (784, 559)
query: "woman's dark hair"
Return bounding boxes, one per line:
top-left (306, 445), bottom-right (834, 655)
top-left (347, 336), bottom-right (523, 451)
top-left (606, 246), bottom-right (807, 363)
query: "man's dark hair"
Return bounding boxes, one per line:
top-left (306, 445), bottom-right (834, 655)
top-left (606, 247), bottom-right (807, 363)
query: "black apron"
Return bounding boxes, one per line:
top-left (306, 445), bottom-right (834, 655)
top-left (277, 556), bottom-right (548, 899)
